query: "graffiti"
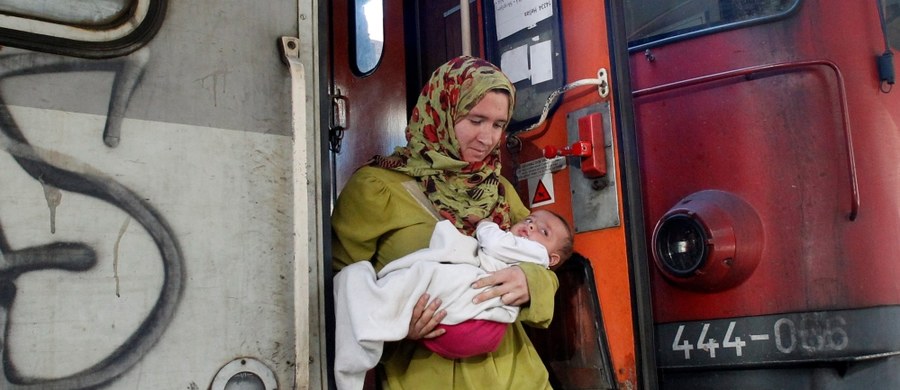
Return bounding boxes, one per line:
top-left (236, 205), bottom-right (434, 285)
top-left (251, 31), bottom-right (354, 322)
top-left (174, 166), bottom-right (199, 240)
top-left (0, 49), bottom-right (185, 389)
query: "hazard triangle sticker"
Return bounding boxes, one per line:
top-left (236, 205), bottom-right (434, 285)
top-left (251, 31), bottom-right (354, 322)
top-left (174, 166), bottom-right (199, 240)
top-left (526, 174), bottom-right (555, 207)
top-left (532, 179), bottom-right (552, 205)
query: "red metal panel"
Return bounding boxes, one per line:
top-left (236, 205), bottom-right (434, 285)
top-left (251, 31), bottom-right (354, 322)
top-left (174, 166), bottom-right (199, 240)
top-left (631, 1), bottom-right (900, 323)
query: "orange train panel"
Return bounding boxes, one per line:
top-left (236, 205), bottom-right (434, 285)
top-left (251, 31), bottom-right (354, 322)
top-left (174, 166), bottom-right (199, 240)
top-left (501, 0), bottom-right (638, 387)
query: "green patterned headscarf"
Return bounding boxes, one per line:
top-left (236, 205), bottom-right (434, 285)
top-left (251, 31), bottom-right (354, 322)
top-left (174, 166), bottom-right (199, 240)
top-left (371, 56), bottom-right (516, 235)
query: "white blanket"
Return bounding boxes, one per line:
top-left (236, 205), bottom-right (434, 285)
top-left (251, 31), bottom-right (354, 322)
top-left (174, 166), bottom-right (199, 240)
top-left (333, 221), bottom-right (518, 390)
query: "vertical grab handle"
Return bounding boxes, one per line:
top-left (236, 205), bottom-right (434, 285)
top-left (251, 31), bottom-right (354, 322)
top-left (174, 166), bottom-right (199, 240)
top-left (279, 36), bottom-right (311, 388)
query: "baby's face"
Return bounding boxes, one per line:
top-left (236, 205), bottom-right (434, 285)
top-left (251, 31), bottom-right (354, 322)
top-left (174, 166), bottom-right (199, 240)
top-left (511, 210), bottom-right (568, 255)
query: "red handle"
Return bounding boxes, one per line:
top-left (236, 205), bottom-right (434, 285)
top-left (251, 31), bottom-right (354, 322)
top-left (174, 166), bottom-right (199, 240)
top-left (543, 141), bottom-right (592, 159)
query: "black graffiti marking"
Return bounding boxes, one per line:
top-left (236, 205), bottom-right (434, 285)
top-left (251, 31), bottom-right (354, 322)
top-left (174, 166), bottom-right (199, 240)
top-left (0, 49), bottom-right (185, 390)
top-left (0, 49), bottom-right (149, 148)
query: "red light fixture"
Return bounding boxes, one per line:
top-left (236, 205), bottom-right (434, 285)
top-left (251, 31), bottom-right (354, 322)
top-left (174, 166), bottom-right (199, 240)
top-left (651, 190), bottom-right (764, 292)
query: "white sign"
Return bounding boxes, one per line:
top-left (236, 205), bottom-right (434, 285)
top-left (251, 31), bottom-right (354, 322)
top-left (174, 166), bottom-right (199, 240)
top-left (515, 156), bottom-right (566, 181)
top-left (500, 44), bottom-right (530, 83)
top-left (500, 38), bottom-right (555, 85)
top-left (529, 39), bottom-right (553, 84)
top-left (516, 156), bottom-right (565, 207)
top-left (494, 0), bottom-right (554, 40)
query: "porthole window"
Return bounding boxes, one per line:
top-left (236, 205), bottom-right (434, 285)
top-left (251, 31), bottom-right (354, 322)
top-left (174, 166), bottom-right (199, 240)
top-left (354, 0), bottom-right (385, 74)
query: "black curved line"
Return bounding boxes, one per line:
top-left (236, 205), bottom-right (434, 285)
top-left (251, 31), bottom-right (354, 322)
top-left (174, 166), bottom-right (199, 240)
top-left (0, 94), bottom-right (185, 389)
top-left (0, 50), bottom-right (150, 149)
top-left (0, 242), bottom-right (97, 278)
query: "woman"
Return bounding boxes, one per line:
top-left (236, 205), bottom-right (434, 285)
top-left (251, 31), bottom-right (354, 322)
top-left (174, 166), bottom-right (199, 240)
top-left (332, 56), bottom-right (557, 389)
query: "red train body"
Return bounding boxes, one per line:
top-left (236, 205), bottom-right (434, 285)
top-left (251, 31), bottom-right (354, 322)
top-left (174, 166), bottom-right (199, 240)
top-left (628, 1), bottom-right (900, 387)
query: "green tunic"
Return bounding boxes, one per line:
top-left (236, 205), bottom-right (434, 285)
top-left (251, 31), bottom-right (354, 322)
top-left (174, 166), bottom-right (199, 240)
top-left (332, 166), bottom-right (558, 389)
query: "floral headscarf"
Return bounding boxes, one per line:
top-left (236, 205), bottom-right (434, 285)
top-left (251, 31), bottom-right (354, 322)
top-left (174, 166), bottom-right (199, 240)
top-left (370, 56), bottom-right (516, 235)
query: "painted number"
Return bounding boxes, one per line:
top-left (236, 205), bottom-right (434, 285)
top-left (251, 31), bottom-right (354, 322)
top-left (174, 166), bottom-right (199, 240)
top-left (672, 322), bottom-right (744, 359)
top-left (774, 318), bottom-right (797, 353)
top-left (697, 323), bottom-right (720, 357)
top-left (722, 321), bottom-right (746, 356)
top-left (672, 325), bottom-right (694, 359)
top-left (671, 315), bottom-right (848, 360)
top-left (776, 315), bottom-right (848, 353)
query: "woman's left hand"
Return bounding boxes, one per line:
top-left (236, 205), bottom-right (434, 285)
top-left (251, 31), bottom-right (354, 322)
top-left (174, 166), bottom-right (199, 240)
top-left (471, 266), bottom-right (530, 306)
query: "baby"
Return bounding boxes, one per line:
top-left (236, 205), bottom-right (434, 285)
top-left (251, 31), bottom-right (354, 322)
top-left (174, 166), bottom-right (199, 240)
top-left (421, 209), bottom-right (574, 359)
top-left (476, 209), bottom-right (574, 272)
top-left (333, 209), bottom-right (574, 390)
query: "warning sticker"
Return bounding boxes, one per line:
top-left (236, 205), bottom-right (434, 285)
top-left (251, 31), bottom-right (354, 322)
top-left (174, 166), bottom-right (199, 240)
top-left (527, 172), bottom-right (555, 207)
top-left (516, 156), bottom-right (566, 181)
top-left (517, 156), bottom-right (563, 207)
top-left (532, 179), bottom-right (552, 204)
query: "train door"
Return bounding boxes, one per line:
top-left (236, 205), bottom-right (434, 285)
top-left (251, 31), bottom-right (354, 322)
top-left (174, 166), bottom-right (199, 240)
top-left (329, 0), bottom-right (409, 193)
top-left (493, 1), bottom-right (645, 388)
top-left (328, 0), bottom-right (483, 193)
top-left (328, 1), bottom-right (650, 389)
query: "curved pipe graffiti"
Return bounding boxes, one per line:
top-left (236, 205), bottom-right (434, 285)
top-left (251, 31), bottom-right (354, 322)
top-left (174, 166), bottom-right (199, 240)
top-left (0, 49), bottom-right (148, 148)
top-left (0, 49), bottom-right (185, 389)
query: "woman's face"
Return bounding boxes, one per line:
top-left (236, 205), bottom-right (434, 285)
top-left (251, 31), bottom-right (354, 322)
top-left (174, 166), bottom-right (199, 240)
top-left (454, 91), bottom-right (510, 163)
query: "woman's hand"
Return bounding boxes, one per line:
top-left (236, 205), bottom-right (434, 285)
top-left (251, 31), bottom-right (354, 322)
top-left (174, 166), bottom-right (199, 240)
top-left (471, 266), bottom-right (530, 306)
top-left (408, 293), bottom-right (447, 340)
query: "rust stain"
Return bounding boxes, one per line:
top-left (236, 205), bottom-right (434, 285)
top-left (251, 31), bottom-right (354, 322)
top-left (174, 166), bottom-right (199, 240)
top-left (196, 66), bottom-right (230, 107)
top-left (114, 216), bottom-right (131, 297)
top-left (40, 181), bottom-right (62, 234)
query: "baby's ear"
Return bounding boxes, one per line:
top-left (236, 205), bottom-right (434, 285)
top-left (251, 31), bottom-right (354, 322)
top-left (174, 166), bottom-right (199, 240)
top-left (548, 253), bottom-right (561, 268)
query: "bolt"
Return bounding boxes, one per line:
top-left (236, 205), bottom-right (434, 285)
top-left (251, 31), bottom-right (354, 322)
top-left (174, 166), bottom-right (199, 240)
top-left (505, 135), bottom-right (523, 154)
top-left (591, 178), bottom-right (608, 190)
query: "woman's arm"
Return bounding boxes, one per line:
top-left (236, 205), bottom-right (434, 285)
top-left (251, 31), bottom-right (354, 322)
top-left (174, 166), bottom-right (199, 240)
top-left (332, 167), bottom-right (436, 271)
top-left (469, 264), bottom-right (558, 327)
top-left (512, 263), bottom-right (558, 328)
top-left (331, 170), bottom-right (389, 270)
top-left (332, 167), bottom-right (449, 339)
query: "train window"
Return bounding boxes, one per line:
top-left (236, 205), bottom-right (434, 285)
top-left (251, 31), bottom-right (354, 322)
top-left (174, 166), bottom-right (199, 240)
top-left (625, 0), bottom-right (800, 50)
top-left (0, 0), bottom-right (164, 58)
top-left (886, 0), bottom-right (900, 49)
top-left (354, 0), bottom-right (385, 74)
